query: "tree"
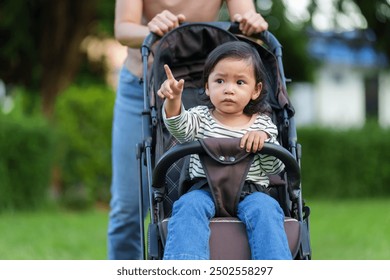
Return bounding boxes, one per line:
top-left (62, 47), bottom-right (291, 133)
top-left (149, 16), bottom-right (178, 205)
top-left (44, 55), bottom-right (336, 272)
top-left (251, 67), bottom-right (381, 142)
top-left (259, 0), bottom-right (390, 82)
top-left (1, 0), bottom-right (387, 120)
top-left (350, 0), bottom-right (390, 59)
top-left (256, 0), bottom-right (316, 83)
top-left (308, 0), bottom-right (390, 60)
top-left (0, 0), bottom-right (317, 117)
top-left (0, 0), bottom-right (113, 118)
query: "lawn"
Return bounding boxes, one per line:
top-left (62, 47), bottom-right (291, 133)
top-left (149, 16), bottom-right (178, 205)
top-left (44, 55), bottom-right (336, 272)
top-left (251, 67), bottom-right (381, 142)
top-left (0, 199), bottom-right (389, 260)
top-left (0, 208), bottom-right (109, 260)
top-left (308, 198), bottom-right (390, 260)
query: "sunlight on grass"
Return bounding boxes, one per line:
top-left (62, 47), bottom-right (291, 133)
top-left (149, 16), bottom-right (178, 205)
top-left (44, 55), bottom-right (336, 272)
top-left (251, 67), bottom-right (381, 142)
top-left (0, 209), bottom-right (109, 260)
top-left (308, 198), bottom-right (390, 260)
top-left (0, 199), bottom-right (389, 260)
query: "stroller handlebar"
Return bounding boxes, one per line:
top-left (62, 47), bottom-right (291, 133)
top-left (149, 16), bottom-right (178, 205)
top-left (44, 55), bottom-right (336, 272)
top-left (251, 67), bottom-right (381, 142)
top-left (228, 22), bottom-right (282, 55)
top-left (141, 22), bottom-right (282, 56)
top-left (152, 140), bottom-right (301, 200)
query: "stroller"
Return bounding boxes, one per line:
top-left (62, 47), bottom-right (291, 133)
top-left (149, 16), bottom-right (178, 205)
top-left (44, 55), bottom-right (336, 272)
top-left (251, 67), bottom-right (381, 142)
top-left (137, 22), bottom-right (311, 260)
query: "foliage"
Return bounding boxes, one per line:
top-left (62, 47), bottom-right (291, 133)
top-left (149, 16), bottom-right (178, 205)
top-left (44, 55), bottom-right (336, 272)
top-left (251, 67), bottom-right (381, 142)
top-left (220, 0), bottom-right (316, 83)
top-left (96, 0), bottom-right (115, 36)
top-left (308, 0), bottom-right (390, 62)
top-left (1, 0), bottom-right (387, 117)
top-left (0, 91), bottom-right (55, 211)
top-left (256, 0), bottom-right (316, 83)
top-left (0, 0), bottom-right (108, 116)
top-left (0, 0), bottom-right (41, 88)
top-left (352, 0), bottom-right (390, 60)
top-left (54, 84), bottom-right (115, 209)
top-left (298, 123), bottom-right (390, 198)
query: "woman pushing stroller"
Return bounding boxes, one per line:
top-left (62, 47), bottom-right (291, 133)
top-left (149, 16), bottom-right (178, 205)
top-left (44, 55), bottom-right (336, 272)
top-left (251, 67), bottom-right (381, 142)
top-left (157, 41), bottom-right (292, 260)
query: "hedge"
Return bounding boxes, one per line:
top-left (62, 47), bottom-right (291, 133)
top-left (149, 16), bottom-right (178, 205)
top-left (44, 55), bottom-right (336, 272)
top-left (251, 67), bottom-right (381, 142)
top-left (298, 124), bottom-right (390, 199)
top-left (54, 84), bottom-right (115, 209)
top-left (0, 113), bottom-right (54, 211)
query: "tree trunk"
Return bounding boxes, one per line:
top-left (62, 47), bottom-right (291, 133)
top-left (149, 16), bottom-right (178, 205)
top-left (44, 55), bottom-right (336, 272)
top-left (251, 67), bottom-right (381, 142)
top-left (39, 0), bottom-right (96, 118)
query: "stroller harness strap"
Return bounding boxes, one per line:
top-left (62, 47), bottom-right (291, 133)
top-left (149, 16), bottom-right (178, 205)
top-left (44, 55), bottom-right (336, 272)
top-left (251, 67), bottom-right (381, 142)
top-left (199, 138), bottom-right (255, 217)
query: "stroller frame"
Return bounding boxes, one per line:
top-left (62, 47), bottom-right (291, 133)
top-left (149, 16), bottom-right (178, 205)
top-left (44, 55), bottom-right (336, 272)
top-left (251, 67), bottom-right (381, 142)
top-left (137, 22), bottom-right (311, 260)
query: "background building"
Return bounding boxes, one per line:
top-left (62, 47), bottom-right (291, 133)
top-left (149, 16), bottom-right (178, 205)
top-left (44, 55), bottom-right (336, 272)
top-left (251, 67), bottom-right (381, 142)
top-left (289, 29), bottom-right (389, 128)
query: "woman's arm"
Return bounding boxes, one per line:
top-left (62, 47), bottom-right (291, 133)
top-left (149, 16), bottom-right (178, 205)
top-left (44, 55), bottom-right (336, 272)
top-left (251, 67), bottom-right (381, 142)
top-left (114, 0), bottom-right (147, 48)
top-left (114, 0), bottom-right (186, 48)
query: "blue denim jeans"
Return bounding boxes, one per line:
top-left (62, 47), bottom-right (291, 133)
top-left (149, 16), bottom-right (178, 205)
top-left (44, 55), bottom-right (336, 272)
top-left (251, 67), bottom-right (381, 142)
top-left (107, 67), bottom-right (149, 259)
top-left (163, 189), bottom-right (292, 260)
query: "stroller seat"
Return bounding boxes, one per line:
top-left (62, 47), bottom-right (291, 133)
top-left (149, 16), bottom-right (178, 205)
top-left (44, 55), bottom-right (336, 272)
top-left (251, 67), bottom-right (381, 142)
top-left (160, 216), bottom-right (301, 260)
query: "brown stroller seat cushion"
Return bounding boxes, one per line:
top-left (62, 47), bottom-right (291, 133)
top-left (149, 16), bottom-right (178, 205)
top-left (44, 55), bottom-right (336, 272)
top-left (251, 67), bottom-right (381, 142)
top-left (160, 216), bottom-right (301, 259)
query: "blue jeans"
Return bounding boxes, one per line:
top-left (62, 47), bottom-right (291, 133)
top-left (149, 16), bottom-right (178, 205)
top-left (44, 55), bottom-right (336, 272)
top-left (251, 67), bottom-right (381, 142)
top-left (163, 189), bottom-right (292, 260)
top-left (108, 67), bottom-right (149, 259)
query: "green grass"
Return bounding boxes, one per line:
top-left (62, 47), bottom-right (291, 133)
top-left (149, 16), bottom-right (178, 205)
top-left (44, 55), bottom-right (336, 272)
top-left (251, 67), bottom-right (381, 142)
top-left (0, 199), bottom-right (389, 260)
top-left (308, 198), bottom-right (390, 260)
top-left (0, 208), bottom-right (109, 260)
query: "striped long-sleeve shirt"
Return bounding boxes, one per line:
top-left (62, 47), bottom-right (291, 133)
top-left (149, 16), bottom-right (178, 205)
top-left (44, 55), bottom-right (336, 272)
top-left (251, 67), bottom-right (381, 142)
top-left (163, 105), bottom-right (285, 187)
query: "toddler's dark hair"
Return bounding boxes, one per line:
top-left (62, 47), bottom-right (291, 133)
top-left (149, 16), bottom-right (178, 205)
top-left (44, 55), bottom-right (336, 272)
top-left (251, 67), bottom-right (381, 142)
top-left (202, 41), bottom-right (271, 115)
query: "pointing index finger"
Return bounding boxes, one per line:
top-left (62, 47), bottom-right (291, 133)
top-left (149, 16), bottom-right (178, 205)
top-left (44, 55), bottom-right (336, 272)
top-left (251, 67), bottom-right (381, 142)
top-left (164, 64), bottom-right (175, 80)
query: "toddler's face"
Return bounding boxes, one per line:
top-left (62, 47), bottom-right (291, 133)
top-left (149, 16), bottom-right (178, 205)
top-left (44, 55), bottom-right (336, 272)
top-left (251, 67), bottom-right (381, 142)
top-left (205, 57), bottom-right (261, 115)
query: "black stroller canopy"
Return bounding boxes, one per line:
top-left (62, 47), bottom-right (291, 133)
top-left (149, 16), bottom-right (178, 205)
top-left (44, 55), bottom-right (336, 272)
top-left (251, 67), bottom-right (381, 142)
top-left (152, 23), bottom-right (238, 90)
top-left (149, 22), bottom-right (294, 116)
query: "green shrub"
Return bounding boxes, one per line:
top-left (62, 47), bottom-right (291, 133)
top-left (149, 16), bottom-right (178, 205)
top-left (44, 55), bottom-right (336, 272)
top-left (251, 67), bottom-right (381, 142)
top-left (54, 85), bottom-right (115, 208)
top-left (0, 111), bottom-right (54, 211)
top-left (298, 123), bottom-right (390, 199)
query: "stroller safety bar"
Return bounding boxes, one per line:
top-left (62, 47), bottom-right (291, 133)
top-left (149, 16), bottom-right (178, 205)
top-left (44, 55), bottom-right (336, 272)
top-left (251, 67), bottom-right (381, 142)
top-left (152, 140), bottom-right (301, 199)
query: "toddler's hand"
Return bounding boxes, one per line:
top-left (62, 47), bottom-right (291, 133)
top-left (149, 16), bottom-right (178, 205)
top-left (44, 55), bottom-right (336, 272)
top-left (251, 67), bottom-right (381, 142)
top-left (240, 130), bottom-right (269, 153)
top-left (157, 64), bottom-right (184, 100)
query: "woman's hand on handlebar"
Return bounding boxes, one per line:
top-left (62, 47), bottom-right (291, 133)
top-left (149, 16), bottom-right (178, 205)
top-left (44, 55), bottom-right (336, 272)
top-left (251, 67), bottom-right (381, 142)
top-left (233, 10), bottom-right (268, 36)
top-left (147, 10), bottom-right (186, 36)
